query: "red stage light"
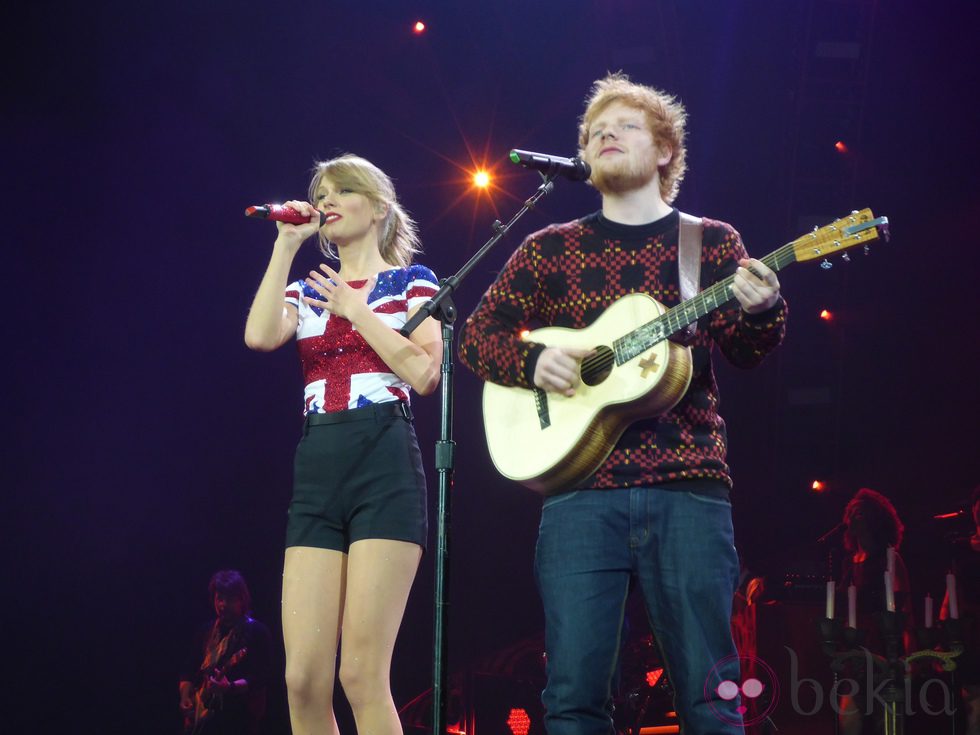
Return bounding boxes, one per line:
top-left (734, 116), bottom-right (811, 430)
top-left (835, 140), bottom-right (848, 153)
top-left (413, 20), bottom-right (426, 34)
top-left (506, 708), bottom-right (531, 735)
top-left (646, 667), bottom-right (664, 687)
top-left (820, 309), bottom-right (833, 321)
top-left (811, 480), bottom-right (827, 493)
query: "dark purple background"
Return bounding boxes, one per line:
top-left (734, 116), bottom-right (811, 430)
top-left (5, 1), bottom-right (978, 732)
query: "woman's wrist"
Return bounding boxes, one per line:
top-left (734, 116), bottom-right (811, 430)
top-left (272, 236), bottom-right (302, 256)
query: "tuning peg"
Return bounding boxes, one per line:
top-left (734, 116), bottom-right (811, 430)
top-left (863, 244), bottom-right (870, 255)
top-left (841, 253), bottom-right (850, 262)
top-left (820, 259), bottom-right (833, 270)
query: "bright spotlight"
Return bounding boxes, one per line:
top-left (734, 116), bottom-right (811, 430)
top-left (473, 170), bottom-right (490, 188)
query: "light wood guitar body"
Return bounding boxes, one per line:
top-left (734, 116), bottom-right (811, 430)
top-left (483, 293), bottom-right (693, 493)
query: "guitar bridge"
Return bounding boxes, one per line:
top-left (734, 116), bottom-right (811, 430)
top-left (533, 388), bottom-right (551, 430)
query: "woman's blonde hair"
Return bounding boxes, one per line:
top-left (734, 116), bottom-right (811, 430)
top-left (307, 154), bottom-right (421, 267)
top-left (577, 73), bottom-right (688, 204)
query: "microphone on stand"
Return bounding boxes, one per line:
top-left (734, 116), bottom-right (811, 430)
top-left (816, 522), bottom-right (845, 543)
top-left (244, 204), bottom-right (329, 226)
top-left (509, 149), bottom-right (591, 182)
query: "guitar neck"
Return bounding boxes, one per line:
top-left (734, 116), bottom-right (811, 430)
top-left (614, 244), bottom-right (796, 364)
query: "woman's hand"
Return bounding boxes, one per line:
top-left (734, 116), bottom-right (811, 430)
top-left (304, 264), bottom-right (377, 323)
top-left (274, 200), bottom-right (322, 251)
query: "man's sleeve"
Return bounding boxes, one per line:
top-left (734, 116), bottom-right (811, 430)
top-left (459, 237), bottom-right (547, 388)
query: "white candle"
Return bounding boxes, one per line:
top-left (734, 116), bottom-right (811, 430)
top-left (885, 546), bottom-right (897, 612)
top-left (847, 585), bottom-right (857, 628)
top-left (884, 570), bottom-right (896, 612)
top-left (826, 580), bottom-right (836, 619)
top-left (947, 573), bottom-right (959, 619)
top-left (924, 594), bottom-right (933, 628)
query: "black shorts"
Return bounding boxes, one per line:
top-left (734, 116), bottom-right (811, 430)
top-left (285, 401), bottom-right (428, 552)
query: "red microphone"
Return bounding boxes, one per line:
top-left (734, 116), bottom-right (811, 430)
top-left (245, 204), bottom-right (328, 226)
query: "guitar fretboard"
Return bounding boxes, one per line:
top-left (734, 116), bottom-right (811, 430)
top-left (612, 243), bottom-right (799, 364)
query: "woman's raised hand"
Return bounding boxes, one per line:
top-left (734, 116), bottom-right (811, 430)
top-left (274, 200), bottom-right (323, 249)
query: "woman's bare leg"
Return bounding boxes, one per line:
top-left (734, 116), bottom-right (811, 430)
top-left (282, 545), bottom-right (347, 735)
top-left (338, 539), bottom-right (422, 735)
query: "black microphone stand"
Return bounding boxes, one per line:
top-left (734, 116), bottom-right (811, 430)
top-left (400, 171), bottom-right (561, 735)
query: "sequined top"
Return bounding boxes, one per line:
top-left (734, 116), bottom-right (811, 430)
top-left (284, 264), bottom-right (438, 414)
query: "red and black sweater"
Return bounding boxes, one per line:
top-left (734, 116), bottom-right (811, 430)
top-left (459, 209), bottom-right (787, 495)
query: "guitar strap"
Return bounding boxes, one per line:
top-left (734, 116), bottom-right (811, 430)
top-left (672, 212), bottom-right (703, 345)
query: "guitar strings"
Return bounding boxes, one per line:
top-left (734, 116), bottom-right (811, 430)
top-left (566, 212), bottom-right (873, 383)
top-left (584, 239), bottom-right (800, 371)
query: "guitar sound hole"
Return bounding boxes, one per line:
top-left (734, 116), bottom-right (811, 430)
top-left (581, 345), bottom-right (614, 386)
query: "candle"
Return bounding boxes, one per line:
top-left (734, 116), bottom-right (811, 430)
top-left (826, 580), bottom-right (836, 619)
top-left (884, 571), bottom-right (895, 613)
top-left (847, 585), bottom-right (857, 628)
top-left (884, 546), bottom-right (897, 612)
top-left (947, 573), bottom-right (959, 619)
top-left (924, 594), bottom-right (933, 628)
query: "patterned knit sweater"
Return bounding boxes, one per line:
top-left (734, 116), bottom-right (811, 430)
top-left (459, 209), bottom-right (787, 493)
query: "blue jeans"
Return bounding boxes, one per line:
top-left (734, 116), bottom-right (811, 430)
top-left (535, 487), bottom-right (743, 735)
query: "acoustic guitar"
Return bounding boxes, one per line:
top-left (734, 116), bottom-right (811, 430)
top-left (482, 209), bottom-right (889, 493)
top-left (184, 646), bottom-right (248, 735)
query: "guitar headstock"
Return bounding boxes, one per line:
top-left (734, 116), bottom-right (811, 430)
top-left (791, 208), bottom-right (890, 264)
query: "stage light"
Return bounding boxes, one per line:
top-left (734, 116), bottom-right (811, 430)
top-left (811, 480), bottom-right (827, 493)
top-left (473, 170), bottom-right (490, 188)
top-left (646, 668), bottom-right (664, 687)
top-left (835, 140), bottom-right (849, 154)
top-left (519, 329), bottom-right (530, 340)
top-left (820, 309), bottom-right (833, 321)
top-left (506, 708), bottom-right (531, 735)
top-left (413, 20), bottom-right (426, 34)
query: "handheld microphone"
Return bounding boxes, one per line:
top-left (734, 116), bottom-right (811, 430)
top-left (509, 149), bottom-right (591, 182)
top-left (245, 204), bottom-right (327, 226)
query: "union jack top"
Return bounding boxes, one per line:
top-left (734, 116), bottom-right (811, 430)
top-left (284, 264), bottom-right (439, 415)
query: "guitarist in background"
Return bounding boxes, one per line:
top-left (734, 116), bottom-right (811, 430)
top-left (460, 72), bottom-right (787, 735)
top-left (179, 570), bottom-right (273, 735)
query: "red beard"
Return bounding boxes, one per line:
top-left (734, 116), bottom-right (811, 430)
top-left (589, 150), bottom-right (659, 194)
